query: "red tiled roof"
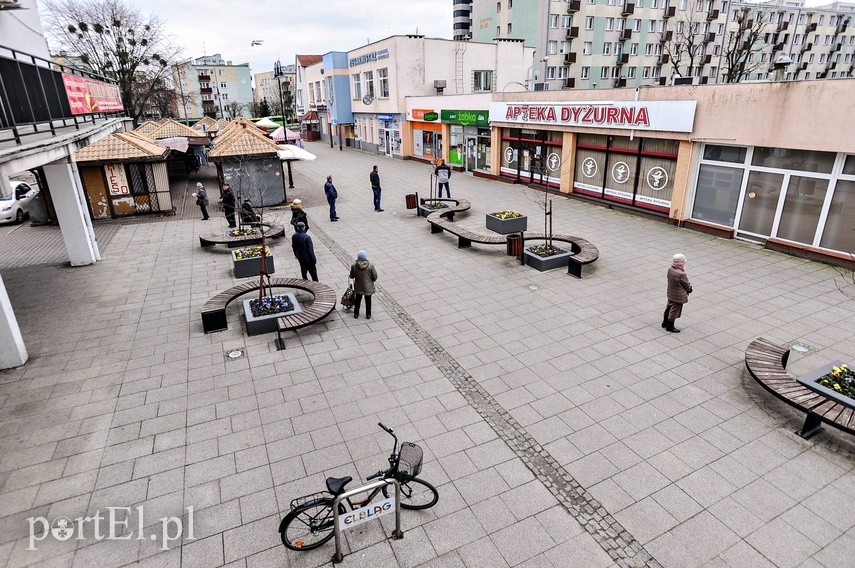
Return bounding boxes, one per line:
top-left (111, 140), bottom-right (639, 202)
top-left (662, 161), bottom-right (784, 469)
top-left (296, 54), bottom-right (322, 66)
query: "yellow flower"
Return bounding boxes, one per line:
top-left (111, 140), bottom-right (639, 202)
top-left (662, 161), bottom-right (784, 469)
top-left (834, 384), bottom-right (841, 391)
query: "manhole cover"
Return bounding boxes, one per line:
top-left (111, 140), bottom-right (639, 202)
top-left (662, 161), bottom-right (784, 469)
top-left (226, 348), bottom-right (245, 360)
top-left (791, 343), bottom-right (810, 353)
top-left (528, 285), bottom-right (540, 291)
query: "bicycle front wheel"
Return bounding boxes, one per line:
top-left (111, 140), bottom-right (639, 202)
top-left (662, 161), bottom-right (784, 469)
top-left (278, 498), bottom-right (336, 551)
top-left (383, 477), bottom-right (439, 510)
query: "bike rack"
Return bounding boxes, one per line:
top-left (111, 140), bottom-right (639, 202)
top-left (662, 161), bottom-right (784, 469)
top-left (332, 478), bottom-right (403, 564)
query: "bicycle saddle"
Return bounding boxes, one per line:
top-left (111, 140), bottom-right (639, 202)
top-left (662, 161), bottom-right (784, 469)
top-left (326, 476), bottom-right (352, 496)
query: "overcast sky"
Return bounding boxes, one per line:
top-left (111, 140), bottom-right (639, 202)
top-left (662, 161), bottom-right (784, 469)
top-left (124, 0), bottom-right (453, 76)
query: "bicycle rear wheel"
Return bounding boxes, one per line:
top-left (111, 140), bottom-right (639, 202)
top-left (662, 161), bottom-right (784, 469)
top-left (383, 477), bottom-right (439, 510)
top-left (279, 498), bottom-right (336, 551)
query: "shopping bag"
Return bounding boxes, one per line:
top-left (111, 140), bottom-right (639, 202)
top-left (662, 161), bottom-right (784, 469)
top-left (341, 283), bottom-right (354, 309)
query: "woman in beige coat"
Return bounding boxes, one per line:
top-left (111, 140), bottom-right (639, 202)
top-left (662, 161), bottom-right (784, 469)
top-left (663, 253), bottom-right (692, 333)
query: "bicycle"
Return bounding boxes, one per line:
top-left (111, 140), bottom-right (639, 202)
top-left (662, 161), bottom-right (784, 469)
top-left (278, 422), bottom-right (439, 551)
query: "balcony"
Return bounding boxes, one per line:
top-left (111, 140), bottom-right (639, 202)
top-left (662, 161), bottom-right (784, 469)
top-left (827, 62), bottom-right (837, 70)
top-left (739, 18), bottom-right (754, 31)
top-left (567, 0), bottom-right (580, 13)
top-left (200, 87), bottom-right (213, 94)
top-left (799, 62), bottom-right (808, 71)
top-left (198, 74), bottom-right (211, 82)
top-left (699, 76), bottom-right (709, 84)
top-left (659, 76), bottom-right (668, 85)
top-left (564, 52), bottom-right (577, 64)
top-left (660, 30), bottom-right (673, 43)
top-left (777, 21), bottom-right (789, 32)
top-left (772, 42), bottom-right (784, 52)
top-left (566, 26), bottom-right (579, 39)
top-left (664, 6), bottom-right (676, 19)
top-left (703, 32), bottom-right (716, 43)
top-left (801, 42), bottom-right (813, 51)
top-left (563, 77), bottom-right (576, 88)
top-left (658, 54), bottom-right (670, 65)
top-left (835, 42), bottom-right (844, 51)
top-left (622, 3), bottom-right (634, 16)
top-left (621, 28), bottom-right (633, 40)
top-left (707, 9), bottom-right (719, 21)
top-left (703, 54), bottom-right (713, 64)
top-left (615, 77), bottom-right (627, 87)
top-left (807, 22), bottom-right (817, 32)
top-left (616, 53), bottom-right (630, 65)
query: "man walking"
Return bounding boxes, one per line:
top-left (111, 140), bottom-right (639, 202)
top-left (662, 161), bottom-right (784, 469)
top-left (324, 175), bottom-right (339, 221)
top-left (370, 165), bottom-right (383, 212)
top-left (663, 253), bottom-right (693, 333)
top-left (291, 222), bottom-right (318, 281)
top-left (222, 183), bottom-right (237, 228)
top-left (435, 159), bottom-right (452, 198)
top-left (194, 182), bottom-right (209, 220)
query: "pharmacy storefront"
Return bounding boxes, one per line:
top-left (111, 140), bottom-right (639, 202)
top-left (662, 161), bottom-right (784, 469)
top-left (489, 101), bottom-right (696, 212)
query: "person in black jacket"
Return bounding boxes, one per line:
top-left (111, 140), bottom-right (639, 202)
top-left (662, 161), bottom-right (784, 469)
top-left (291, 222), bottom-right (318, 281)
top-left (370, 165), bottom-right (383, 212)
top-left (289, 199), bottom-right (309, 231)
top-left (240, 198), bottom-right (260, 224)
top-left (222, 183), bottom-right (237, 228)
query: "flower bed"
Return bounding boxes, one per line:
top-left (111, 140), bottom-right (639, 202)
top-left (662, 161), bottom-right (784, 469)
top-left (796, 361), bottom-right (855, 410)
top-left (234, 246), bottom-right (269, 260)
top-left (229, 228), bottom-right (259, 237)
top-left (523, 244), bottom-right (574, 272)
top-left (249, 294), bottom-right (293, 317)
top-left (418, 201), bottom-right (449, 217)
top-left (242, 293), bottom-right (302, 335)
top-left (486, 210), bottom-right (527, 234)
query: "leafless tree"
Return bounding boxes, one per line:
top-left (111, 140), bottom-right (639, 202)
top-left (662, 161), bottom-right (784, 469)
top-left (42, 0), bottom-right (182, 124)
top-left (721, 5), bottom-right (770, 83)
top-left (663, 3), bottom-right (709, 79)
top-left (225, 101), bottom-right (245, 120)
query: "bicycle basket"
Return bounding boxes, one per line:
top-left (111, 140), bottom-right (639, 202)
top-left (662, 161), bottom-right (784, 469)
top-left (289, 492), bottom-right (327, 511)
top-left (397, 442), bottom-right (423, 478)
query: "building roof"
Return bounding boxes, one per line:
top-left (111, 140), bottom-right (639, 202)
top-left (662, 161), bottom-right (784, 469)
top-left (75, 131), bottom-right (168, 163)
top-left (296, 54), bottom-right (322, 66)
top-left (192, 116), bottom-right (216, 132)
top-left (134, 120), bottom-right (160, 136)
top-left (148, 118), bottom-right (203, 139)
top-left (209, 122), bottom-right (280, 159)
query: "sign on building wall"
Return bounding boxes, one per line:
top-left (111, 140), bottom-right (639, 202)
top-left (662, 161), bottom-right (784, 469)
top-left (349, 49), bottom-right (390, 68)
top-left (489, 101), bottom-right (697, 133)
top-left (411, 109), bottom-right (438, 121)
top-left (62, 73), bottom-right (124, 115)
top-left (104, 163), bottom-right (129, 195)
top-left (441, 110), bottom-right (489, 127)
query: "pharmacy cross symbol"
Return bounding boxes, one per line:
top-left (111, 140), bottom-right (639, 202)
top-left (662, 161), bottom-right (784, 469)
top-left (547, 153), bottom-right (560, 171)
top-left (612, 162), bottom-right (629, 184)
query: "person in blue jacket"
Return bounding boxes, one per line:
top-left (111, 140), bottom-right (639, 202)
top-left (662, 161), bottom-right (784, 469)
top-left (324, 175), bottom-right (339, 221)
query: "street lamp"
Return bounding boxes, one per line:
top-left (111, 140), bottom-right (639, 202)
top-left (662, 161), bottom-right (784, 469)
top-left (274, 60), bottom-right (287, 125)
top-left (527, 56), bottom-right (548, 90)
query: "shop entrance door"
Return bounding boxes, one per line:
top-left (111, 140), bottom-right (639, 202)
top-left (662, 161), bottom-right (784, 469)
top-left (384, 131), bottom-right (392, 156)
top-left (736, 171), bottom-right (785, 239)
top-left (465, 137), bottom-right (477, 172)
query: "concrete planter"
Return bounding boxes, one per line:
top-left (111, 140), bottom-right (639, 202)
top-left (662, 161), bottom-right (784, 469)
top-left (231, 250), bottom-right (275, 279)
top-left (418, 204), bottom-right (448, 218)
top-left (486, 214), bottom-right (527, 235)
top-left (796, 360), bottom-right (855, 410)
top-left (523, 247), bottom-right (574, 272)
top-left (242, 293), bottom-right (302, 336)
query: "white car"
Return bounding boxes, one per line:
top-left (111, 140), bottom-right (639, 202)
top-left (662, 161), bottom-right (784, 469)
top-left (1, 181), bottom-right (39, 224)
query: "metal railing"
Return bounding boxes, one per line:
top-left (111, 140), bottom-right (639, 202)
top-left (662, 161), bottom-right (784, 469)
top-left (0, 45), bottom-right (126, 146)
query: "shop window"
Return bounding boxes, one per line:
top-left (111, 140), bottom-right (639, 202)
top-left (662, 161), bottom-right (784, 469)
top-left (843, 155), bottom-right (855, 175)
top-left (693, 164), bottom-right (744, 226)
top-left (776, 176), bottom-right (829, 245)
top-left (751, 147), bottom-right (835, 173)
top-left (703, 145), bottom-right (747, 163)
top-left (820, 179), bottom-right (855, 253)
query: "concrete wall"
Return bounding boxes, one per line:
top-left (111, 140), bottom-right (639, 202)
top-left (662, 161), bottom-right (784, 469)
top-left (220, 158), bottom-right (286, 206)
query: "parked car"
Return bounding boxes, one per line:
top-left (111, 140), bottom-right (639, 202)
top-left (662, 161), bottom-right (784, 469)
top-left (0, 181), bottom-right (39, 224)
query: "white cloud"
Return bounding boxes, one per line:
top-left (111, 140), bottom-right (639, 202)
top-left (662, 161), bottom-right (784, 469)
top-left (126, 0), bottom-right (453, 75)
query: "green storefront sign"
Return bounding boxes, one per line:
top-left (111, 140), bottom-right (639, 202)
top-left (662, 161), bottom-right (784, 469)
top-left (441, 110), bottom-right (489, 127)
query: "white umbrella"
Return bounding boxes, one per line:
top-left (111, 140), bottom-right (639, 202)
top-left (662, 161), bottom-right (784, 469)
top-left (277, 145), bottom-right (316, 161)
top-left (255, 117), bottom-right (281, 129)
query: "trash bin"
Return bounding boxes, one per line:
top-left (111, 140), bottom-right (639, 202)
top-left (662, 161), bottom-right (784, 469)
top-left (506, 233), bottom-right (523, 256)
top-left (405, 193), bottom-right (418, 209)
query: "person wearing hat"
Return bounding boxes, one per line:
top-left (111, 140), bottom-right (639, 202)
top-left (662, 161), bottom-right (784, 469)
top-left (193, 182), bottom-right (209, 220)
top-left (290, 199), bottom-right (309, 231)
top-left (349, 250), bottom-right (378, 319)
top-left (241, 198), bottom-right (260, 224)
top-left (663, 253), bottom-right (693, 333)
top-left (222, 183), bottom-right (237, 228)
top-left (291, 222), bottom-right (318, 281)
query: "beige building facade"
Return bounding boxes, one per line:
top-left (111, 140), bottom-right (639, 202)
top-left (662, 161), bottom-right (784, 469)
top-left (173, 54), bottom-right (253, 121)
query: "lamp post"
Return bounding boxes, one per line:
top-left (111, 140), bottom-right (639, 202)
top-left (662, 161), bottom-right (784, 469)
top-left (274, 60), bottom-right (287, 126)
top-left (526, 56), bottom-right (548, 90)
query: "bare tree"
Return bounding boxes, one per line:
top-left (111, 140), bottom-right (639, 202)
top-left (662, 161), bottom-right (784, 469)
top-left (721, 5), bottom-right (770, 83)
top-left (225, 101), bottom-right (245, 120)
top-left (42, 0), bottom-right (182, 123)
top-left (663, 3), bottom-right (708, 79)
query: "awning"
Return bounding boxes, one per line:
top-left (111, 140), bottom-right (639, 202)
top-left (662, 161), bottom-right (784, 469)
top-left (277, 145), bottom-right (316, 161)
top-left (155, 137), bottom-right (190, 153)
top-left (271, 126), bottom-right (301, 143)
top-left (300, 111), bottom-right (319, 122)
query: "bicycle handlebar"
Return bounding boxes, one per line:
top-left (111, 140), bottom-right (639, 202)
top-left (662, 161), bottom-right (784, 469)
top-left (366, 471), bottom-right (384, 480)
top-left (378, 422), bottom-right (394, 434)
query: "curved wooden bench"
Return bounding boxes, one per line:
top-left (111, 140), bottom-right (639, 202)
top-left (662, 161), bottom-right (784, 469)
top-left (421, 198), bottom-right (471, 223)
top-left (745, 337), bottom-right (855, 439)
top-left (201, 278), bottom-right (336, 343)
top-left (426, 206), bottom-right (599, 278)
top-left (200, 224), bottom-right (286, 248)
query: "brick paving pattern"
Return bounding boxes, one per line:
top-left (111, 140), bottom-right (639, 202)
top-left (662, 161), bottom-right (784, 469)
top-left (0, 141), bottom-right (853, 568)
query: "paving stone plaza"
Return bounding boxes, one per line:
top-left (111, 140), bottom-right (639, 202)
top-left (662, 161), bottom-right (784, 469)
top-left (1, 141), bottom-right (854, 567)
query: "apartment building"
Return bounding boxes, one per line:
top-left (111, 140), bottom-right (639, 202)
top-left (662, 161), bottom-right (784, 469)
top-left (173, 54), bottom-right (253, 120)
top-left (254, 64), bottom-right (296, 111)
top-left (462, 0), bottom-right (855, 89)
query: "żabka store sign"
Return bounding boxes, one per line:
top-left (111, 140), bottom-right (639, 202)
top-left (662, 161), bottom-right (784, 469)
top-left (489, 101), bottom-right (696, 133)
